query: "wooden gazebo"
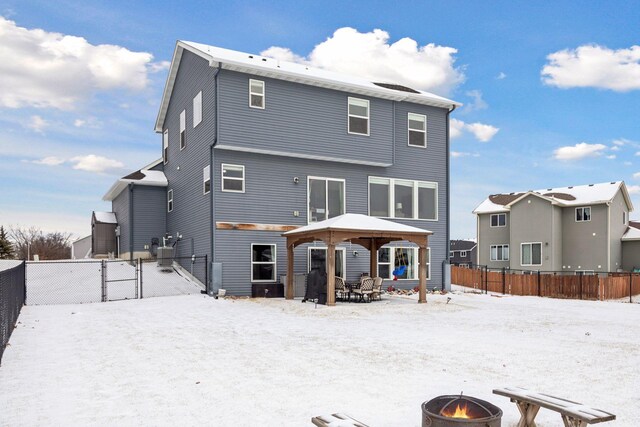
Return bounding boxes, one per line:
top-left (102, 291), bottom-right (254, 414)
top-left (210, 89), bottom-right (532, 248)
top-left (282, 214), bottom-right (432, 306)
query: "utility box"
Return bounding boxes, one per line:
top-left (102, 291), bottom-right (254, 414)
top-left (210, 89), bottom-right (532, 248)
top-left (157, 247), bottom-right (174, 267)
top-left (280, 273), bottom-right (307, 298)
top-left (209, 262), bottom-right (223, 296)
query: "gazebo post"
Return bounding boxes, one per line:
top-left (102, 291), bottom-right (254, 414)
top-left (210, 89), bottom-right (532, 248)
top-left (326, 242), bottom-right (336, 306)
top-left (418, 246), bottom-right (427, 303)
top-left (286, 242), bottom-right (294, 300)
top-left (369, 238), bottom-right (378, 278)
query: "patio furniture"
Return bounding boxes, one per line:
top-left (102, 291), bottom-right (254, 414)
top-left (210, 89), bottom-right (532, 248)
top-left (335, 276), bottom-right (349, 301)
top-left (312, 413), bottom-right (369, 427)
top-left (352, 277), bottom-right (374, 302)
top-left (493, 386), bottom-right (615, 427)
top-left (371, 277), bottom-right (383, 301)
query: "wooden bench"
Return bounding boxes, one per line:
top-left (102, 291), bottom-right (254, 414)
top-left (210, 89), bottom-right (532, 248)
top-left (311, 413), bottom-right (369, 427)
top-left (493, 386), bottom-right (616, 427)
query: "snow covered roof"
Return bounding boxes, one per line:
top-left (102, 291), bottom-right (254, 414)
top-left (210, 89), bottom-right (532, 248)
top-left (102, 161), bottom-right (167, 201)
top-left (283, 213), bottom-right (432, 236)
top-left (473, 181), bottom-right (633, 214)
top-left (155, 41), bottom-right (461, 132)
top-left (622, 221), bottom-right (640, 241)
top-left (93, 212), bottom-right (117, 224)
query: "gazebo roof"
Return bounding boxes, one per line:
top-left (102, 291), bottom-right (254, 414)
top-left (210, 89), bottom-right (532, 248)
top-left (283, 213), bottom-right (432, 236)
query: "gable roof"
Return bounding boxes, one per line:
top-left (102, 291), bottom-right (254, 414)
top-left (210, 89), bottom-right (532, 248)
top-left (450, 240), bottom-right (477, 251)
top-left (155, 41), bottom-right (461, 132)
top-left (622, 221), bottom-right (640, 241)
top-left (283, 213), bottom-right (432, 236)
top-left (102, 159), bottom-right (167, 201)
top-left (93, 212), bottom-right (117, 224)
top-left (473, 181), bottom-right (633, 214)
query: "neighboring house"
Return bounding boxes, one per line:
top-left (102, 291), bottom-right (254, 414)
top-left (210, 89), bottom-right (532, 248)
top-left (473, 181), bottom-right (633, 273)
top-left (91, 211), bottom-right (118, 258)
top-left (621, 221), bottom-right (640, 271)
top-left (71, 235), bottom-right (91, 259)
top-left (450, 239), bottom-right (477, 267)
top-left (99, 40), bottom-right (459, 294)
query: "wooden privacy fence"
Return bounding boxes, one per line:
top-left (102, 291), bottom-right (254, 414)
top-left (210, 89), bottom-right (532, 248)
top-left (451, 266), bottom-right (640, 302)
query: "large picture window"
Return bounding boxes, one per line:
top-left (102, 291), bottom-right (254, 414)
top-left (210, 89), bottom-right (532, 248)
top-left (521, 242), bottom-right (542, 266)
top-left (308, 247), bottom-right (345, 278)
top-left (251, 244), bottom-right (276, 282)
top-left (408, 113), bottom-right (426, 147)
top-left (308, 177), bottom-right (345, 223)
top-left (348, 97), bottom-right (369, 135)
top-left (222, 164), bottom-right (245, 193)
top-left (377, 247), bottom-right (417, 280)
top-left (368, 177), bottom-right (437, 220)
top-left (490, 244), bottom-right (509, 261)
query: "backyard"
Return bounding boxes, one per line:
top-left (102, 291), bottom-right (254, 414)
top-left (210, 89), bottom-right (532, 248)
top-left (0, 290), bottom-right (638, 426)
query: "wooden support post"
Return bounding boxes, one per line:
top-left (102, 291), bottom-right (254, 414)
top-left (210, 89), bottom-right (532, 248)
top-left (418, 246), bottom-right (427, 303)
top-left (286, 243), bottom-right (294, 300)
top-left (515, 400), bottom-right (540, 427)
top-left (630, 273), bottom-right (633, 304)
top-left (369, 238), bottom-right (377, 278)
top-left (326, 243), bottom-right (336, 306)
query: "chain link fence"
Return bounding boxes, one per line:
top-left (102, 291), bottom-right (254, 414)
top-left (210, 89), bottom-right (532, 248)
top-left (1, 261), bottom-right (25, 365)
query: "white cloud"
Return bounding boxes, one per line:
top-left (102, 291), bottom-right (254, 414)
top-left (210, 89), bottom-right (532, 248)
top-left (613, 139), bottom-right (628, 146)
top-left (553, 142), bottom-right (607, 160)
top-left (261, 27), bottom-right (465, 95)
top-left (31, 156), bottom-right (65, 166)
top-left (69, 154), bottom-right (124, 173)
top-left (627, 185), bottom-right (640, 195)
top-left (610, 145), bottom-right (620, 151)
top-left (542, 44), bottom-right (640, 91)
top-left (74, 117), bottom-right (102, 129)
top-left (496, 72), bottom-right (507, 80)
top-left (0, 17), bottom-right (164, 110)
top-left (606, 155), bottom-right (616, 159)
top-left (451, 151), bottom-right (470, 158)
top-left (26, 115), bottom-right (49, 133)
top-left (633, 172), bottom-right (640, 179)
top-left (450, 118), bottom-right (499, 142)
top-left (461, 90), bottom-right (487, 113)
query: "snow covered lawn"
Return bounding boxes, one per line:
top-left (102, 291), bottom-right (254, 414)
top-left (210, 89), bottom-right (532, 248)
top-left (0, 292), bottom-right (638, 426)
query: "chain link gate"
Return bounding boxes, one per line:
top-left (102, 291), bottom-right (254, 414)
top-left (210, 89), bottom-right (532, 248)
top-left (103, 260), bottom-right (138, 302)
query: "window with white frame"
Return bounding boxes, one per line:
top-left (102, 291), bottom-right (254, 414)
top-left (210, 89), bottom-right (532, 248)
top-left (203, 165), bottom-right (211, 195)
top-left (377, 247), bottom-right (417, 280)
top-left (221, 164), bottom-right (245, 192)
top-left (163, 129), bottom-right (169, 164)
top-left (460, 251), bottom-right (467, 257)
top-left (249, 79), bottom-right (265, 109)
top-left (490, 244), bottom-right (509, 261)
top-left (179, 110), bottom-right (186, 150)
top-left (449, 251), bottom-right (455, 258)
top-left (576, 207), bottom-right (591, 222)
top-left (348, 97), bottom-right (369, 135)
top-left (623, 211), bottom-right (627, 224)
top-left (167, 189), bottom-right (173, 212)
top-left (575, 270), bottom-right (595, 275)
top-left (308, 177), bottom-right (345, 223)
top-left (193, 91), bottom-right (202, 127)
top-left (521, 242), bottom-right (542, 266)
top-left (251, 244), bottom-right (276, 282)
top-left (368, 177), bottom-right (437, 220)
top-left (308, 247), bottom-right (346, 278)
top-left (408, 113), bottom-right (426, 147)
top-left (490, 213), bottom-right (506, 227)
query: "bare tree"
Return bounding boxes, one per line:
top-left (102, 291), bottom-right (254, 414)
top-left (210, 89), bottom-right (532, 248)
top-left (9, 226), bottom-right (72, 260)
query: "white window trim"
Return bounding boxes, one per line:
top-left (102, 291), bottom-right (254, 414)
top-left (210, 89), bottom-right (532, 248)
top-left (521, 242), bottom-right (542, 266)
top-left (249, 79), bottom-right (265, 109)
top-left (193, 91), bottom-right (202, 127)
top-left (221, 164), bottom-right (245, 193)
top-left (367, 176), bottom-right (438, 221)
top-left (460, 251), bottom-right (467, 257)
top-left (575, 270), bottom-right (595, 275)
top-left (203, 165), bottom-right (211, 195)
top-left (449, 251), bottom-right (455, 257)
top-left (307, 246), bottom-right (347, 277)
top-left (407, 112), bottom-right (427, 148)
top-left (377, 246), bottom-right (419, 281)
top-left (347, 97), bottom-right (370, 136)
top-left (490, 213), bottom-right (506, 227)
top-left (490, 244), bottom-right (509, 261)
top-left (307, 176), bottom-right (346, 224)
top-left (575, 207), bottom-right (591, 222)
top-left (179, 110), bottom-right (186, 150)
top-left (163, 129), bottom-right (169, 164)
top-left (250, 243), bottom-right (276, 283)
top-left (167, 189), bottom-right (173, 213)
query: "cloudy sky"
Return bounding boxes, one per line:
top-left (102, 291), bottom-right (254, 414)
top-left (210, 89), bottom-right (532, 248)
top-left (0, 0), bottom-right (638, 239)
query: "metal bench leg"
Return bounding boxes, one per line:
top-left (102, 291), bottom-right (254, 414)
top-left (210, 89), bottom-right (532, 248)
top-left (561, 415), bottom-right (587, 427)
top-left (515, 400), bottom-right (540, 427)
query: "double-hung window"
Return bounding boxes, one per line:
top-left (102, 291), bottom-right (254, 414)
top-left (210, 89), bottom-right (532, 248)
top-left (193, 91), bottom-right (202, 127)
top-left (368, 177), bottom-right (437, 220)
top-left (249, 79), bottom-right (265, 109)
top-left (167, 189), bottom-right (173, 212)
top-left (163, 129), bottom-right (169, 164)
top-left (179, 110), bottom-right (186, 150)
top-left (521, 242), bottom-right (542, 266)
top-left (348, 97), bottom-right (369, 135)
top-left (221, 164), bottom-right (245, 193)
top-left (576, 207), bottom-right (591, 222)
top-left (490, 213), bottom-right (506, 227)
top-left (490, 244), bottom-right (509, 261)
top-left (251, 244), bottom-right (276, 282)
top-left (308, 177), bottom-right (345, 223)
top-left (460, 251), bottom-right (467, 258)
top-left (203, 165), bottom-right (211, 195)
top-left (408, 113), bottom-right (427, 147)
top-left (377, 247), bottom-right (417, 280)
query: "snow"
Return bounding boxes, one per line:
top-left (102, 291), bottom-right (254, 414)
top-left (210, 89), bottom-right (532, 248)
top-left (1, 292), bottom-right (638, 426)
top-left (102, 169), bottom-right (168, 201)
top-left (0, 259), bottom-right (22, 272)
top-left (284, 213), bottom-right (432, 235)
top-left (622, 225), bottom-right (640, 241)
top-left (93, 211), bottom-right (117, 224)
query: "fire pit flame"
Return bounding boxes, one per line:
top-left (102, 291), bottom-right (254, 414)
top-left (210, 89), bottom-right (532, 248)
top-left (442, 402), bottom-right (471, 419)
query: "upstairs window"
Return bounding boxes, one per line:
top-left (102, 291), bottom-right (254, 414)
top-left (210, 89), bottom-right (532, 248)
top-left (308, 177), bottom-right (345, 223)
top-left (249, 79), bottom-right (265, 109)
top-left (167, 189), bottom-right (173, 212)
top-left (521, 242), bottom-right (542, 266)
top-left (576, 207), bottom-right (591, 222)
top-left (251, 244), bottom-right (276, 282)
top-left (203, 165), bottom-right (211, 195)
top-left (368, 177), bottom-right (437, 220)
top-left (222, 164), bottom-right (245, 193)
top-left (193, 91), bottom-right (202, 127)
top-left (490, 213), bottom-right (506, 227)
top-left (163, 129), bottom-right (169, 164)
top-left (460, 251), bottom-right (467, 257)
top-left (348, 97), bottom-right (369, 135)
top-left (179, 110), bottom-right (186, 150)
top-left (408, 113), bottom-right (427, 147)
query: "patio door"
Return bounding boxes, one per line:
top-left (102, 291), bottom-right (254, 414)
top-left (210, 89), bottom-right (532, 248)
top-left (308, 247), bottom-right (346, 278)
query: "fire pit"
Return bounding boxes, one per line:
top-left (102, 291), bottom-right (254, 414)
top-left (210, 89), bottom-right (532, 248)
top-left (422, 395), bottom-right (502, 427)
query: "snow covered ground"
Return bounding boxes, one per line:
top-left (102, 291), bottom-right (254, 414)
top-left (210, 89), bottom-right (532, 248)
top-left (0, 292), bottom-right (638, 426)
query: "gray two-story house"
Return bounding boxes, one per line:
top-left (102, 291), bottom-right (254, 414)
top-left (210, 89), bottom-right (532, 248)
top-left (473, 181), bottom-right (634, 273)
top-left (449, 239), bottom-right (477, 267)
top-left (101, 40), bottom-right (459, 295)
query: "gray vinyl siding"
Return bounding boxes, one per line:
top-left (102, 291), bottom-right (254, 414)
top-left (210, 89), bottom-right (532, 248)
top-left (91, 223), bottom-right (117, 256)
top-left (131, 186), bottom-right (166, 253)
top-left (561, 203), bottom-right (608, 272)
top-left (510, 195), bottom-right (556, 271)
top-left (609, 190), bottom-right (628, 271)
top-left (477, 212), bottom-right (510, 268)
top-left (551, 205), bottom-right (563, 270)
top-left (161, 50), bottom-right (216, 280)
top-left (112, 189), bottom-right (130, 257)
top-left (622, 241), bottom-right (640, 271)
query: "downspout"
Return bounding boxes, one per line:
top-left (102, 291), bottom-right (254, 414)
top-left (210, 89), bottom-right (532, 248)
top-left (443, 104), bottom-right (456, 289)
top-left (210, 62), bottom-right (221, 276)
top-left (392, 101), bottom-right (396, 165)
top-left (128, 183), bottom-right (134, 262)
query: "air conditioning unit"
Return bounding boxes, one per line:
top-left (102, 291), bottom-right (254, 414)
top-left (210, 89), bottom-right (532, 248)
top-left (157, 247), bottom-right (174, 267)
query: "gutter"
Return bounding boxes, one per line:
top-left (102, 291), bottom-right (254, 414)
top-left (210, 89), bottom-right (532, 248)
top-left (443, 104), bottom-right (456, 289)
top-left (128, 183), bottom-right (134, 262)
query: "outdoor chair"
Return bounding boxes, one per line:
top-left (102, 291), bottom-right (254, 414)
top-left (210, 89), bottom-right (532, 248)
top-left (335, 276), bottom-right (348, 301)
top-left (370, 277), bottom-right (383, 301)
top-left (353, 277), bottom-right (374, 302)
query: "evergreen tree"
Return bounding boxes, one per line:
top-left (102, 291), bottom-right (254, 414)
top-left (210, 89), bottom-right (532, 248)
top-left (0, 226), bottom-right (14, 259)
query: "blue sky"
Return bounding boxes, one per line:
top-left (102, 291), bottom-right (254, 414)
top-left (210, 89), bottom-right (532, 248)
top-left (0, 0), bottom-right (639, 239)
